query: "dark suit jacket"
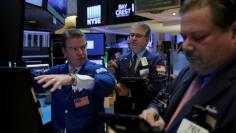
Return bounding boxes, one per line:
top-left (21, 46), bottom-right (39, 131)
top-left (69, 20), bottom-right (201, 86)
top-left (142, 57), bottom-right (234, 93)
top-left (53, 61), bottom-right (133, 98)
top-left (155, 58), bottom-right (236, 133)
top-left (115, 50), bottom-right (166, 94)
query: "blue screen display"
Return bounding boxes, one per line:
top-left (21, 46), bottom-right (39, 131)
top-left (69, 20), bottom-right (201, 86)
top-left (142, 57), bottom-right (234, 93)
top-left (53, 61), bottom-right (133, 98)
top-left (85, 33), bottom-right (105, 56)
top-left (47, 0), bottom-right (67, 23)
top-left (26, 0), bottom-right (42, 7)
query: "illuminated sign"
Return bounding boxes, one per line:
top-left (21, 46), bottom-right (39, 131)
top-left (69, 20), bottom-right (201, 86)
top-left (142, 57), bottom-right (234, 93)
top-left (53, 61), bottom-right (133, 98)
top-left (87, 5), bottom-right (101, 25)
top-left (115, 3), bottom-right (134, 18)
top-left (109, 0), bottom-right (149, 24)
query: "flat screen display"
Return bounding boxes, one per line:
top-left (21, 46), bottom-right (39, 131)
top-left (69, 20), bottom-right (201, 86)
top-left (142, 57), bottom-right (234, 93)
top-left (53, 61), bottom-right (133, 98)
top-left (85, 33), bottom-right (105, 56)
top-left (47, 0), bottom-right (67, 24)
top-left (22, 30), bottom-right (50, 59)
top-left (77, 0), bottom-right (108, 28)
top-left (26, 0), bottom-right (43, 7)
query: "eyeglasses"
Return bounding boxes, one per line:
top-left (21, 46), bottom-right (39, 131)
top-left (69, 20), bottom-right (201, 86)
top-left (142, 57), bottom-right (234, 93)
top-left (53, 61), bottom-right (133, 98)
top-left (67, 44), bottom-right (87, 52)
top-left (129, 33), bottom-right (146, 38)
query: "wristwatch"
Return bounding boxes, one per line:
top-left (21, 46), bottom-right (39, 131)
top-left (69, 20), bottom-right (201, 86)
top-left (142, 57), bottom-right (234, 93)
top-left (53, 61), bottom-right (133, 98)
top-left (68, 73), bottom-right (77, 85)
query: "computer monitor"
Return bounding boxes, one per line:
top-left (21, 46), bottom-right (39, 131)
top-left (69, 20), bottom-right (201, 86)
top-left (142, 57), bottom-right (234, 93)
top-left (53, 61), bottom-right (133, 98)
top-left (85, 33), bottom-right (105, 57)
top-left (26, 0), bottom-right (43, 7)
top-left (47, 0), bottom-right (67, 24)
top-left (22, 30), bottom-right (51, 59)
top-left (1, 67), bottom-right (43, 133)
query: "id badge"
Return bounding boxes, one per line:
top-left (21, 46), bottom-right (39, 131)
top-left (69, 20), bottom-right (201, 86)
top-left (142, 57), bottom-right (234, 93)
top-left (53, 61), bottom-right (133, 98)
top-left (74, 96), bottom-right (89, 108)
top-left (140, 57), bottom-right (148, 66)
top-left (177, 118), bottom-right (209, 133)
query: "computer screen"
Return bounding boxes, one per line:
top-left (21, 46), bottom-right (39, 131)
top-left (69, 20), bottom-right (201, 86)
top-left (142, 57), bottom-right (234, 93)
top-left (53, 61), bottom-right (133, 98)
top-left (85, 33), bottom-right (105, 56)
top-left (47, 0), bottom-right (67, 24)
top-left (26, 0), bottom-right (43, 7)
top-left (22, 30), bottom-right (51, 59)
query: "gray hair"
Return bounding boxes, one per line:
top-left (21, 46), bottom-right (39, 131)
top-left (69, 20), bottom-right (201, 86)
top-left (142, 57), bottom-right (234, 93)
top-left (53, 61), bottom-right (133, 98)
top-left (131, 23), bottom-right (151, 38)
top-left (63, 28), bottom-right (86, 47)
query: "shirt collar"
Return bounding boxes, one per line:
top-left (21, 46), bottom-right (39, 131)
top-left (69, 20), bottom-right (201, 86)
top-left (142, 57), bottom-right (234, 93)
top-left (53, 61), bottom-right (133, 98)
top-left (132, 49), bottom-right (146, 58)
top-left (69, 64), bottom-right (82, 73)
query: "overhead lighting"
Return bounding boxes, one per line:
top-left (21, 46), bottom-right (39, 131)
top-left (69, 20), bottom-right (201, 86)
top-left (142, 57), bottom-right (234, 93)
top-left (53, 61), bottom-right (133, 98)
top-left (172, 12), bottom-right (176, 16)
top-left (28, 20), bottom-right (37, 24)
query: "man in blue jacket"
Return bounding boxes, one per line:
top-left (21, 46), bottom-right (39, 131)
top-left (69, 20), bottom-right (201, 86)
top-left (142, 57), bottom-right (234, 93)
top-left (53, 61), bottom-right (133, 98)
top-left (33, 28), bottom-right (116, 133)
top-left (107, 23), bottom-right (166, 114)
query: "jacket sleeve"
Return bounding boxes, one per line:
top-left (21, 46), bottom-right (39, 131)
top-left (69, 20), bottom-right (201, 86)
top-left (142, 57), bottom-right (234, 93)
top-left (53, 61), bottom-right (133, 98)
top-left (148, 66), bottom-right (191, 113)
top-left (31, 66), bottom-right (61, 93)
top-left (92, 67), bottom-right (116, 97)
top-left (146, 55), bottom-right (166, 94)
top-left (113, 56), bottom-right (124, 83)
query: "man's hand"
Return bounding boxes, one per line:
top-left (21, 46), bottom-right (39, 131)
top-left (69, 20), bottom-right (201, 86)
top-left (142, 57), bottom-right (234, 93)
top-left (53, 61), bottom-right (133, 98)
top-left (139, 107), bottom-right (165, 130)
top-left (107, 59), bottom-right (117, 73)
top-left (116, 83), bottom-right (129, 96)
top-left (34, 74), bottom-right (72, 92)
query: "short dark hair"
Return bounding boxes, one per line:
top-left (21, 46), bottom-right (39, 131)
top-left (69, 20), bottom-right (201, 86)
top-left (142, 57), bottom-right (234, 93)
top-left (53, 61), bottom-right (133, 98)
top-left (62, 28), bottom-right (86, 47)
top-left (180, 0), bottom-right (236, 31)
top-left (132, 23), bottom-right (151, 38)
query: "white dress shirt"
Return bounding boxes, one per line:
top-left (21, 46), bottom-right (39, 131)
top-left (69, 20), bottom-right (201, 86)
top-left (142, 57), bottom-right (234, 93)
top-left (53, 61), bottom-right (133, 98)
top-left (69, 65), bottom-right (95, 92)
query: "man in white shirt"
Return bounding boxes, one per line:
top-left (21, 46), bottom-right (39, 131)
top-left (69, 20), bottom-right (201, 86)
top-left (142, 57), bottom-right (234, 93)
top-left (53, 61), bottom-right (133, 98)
top-left (33, 28), bottom-right (116, 133)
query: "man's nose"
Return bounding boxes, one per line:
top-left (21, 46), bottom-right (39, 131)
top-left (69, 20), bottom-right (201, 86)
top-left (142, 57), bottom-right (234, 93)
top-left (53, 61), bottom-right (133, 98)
top-left (76, 48), bottom-right (83, 54)
top-left (182, 38), bottom-right (194, 52)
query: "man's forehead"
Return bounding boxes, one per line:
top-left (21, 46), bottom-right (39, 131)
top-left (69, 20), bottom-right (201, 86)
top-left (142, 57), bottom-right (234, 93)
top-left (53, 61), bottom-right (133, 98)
top-left (66, 37), bottom-right (85, 42)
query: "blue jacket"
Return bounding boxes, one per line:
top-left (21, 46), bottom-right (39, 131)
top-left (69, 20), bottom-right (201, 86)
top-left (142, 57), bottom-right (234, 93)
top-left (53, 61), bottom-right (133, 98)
top-left (115, 50), bottom-right (166, 94)
top-left (113, 50), bottom-right (166, 114)
top-left (33, 60), bottom-right (116, 133)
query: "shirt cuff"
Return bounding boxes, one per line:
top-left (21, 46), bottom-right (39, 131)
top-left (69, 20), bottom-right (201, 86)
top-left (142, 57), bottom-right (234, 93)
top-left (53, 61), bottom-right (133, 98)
top-left (72, 74), bottom-right (95, 92)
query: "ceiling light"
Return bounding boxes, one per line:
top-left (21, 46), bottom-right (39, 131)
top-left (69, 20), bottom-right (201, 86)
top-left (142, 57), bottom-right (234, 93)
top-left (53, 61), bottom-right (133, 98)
top-left (28, 20), bottom-right (37, 24)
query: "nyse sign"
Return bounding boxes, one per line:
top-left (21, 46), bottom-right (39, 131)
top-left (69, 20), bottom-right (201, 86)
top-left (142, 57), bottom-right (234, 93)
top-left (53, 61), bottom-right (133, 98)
top-left (87, 18), bottom-right (101, 25)
top-left (87, 5), bottom-right (102, 25)
top-left (115, 3), bottom-right (134, 18)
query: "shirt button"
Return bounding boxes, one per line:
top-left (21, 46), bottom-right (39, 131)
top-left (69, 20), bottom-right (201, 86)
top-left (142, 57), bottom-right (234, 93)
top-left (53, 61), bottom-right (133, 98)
top-left (65, 110), bottom-right (68, 114)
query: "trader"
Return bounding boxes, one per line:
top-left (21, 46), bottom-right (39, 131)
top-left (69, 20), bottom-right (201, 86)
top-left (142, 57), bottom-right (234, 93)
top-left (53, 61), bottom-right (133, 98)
top-left (33, 28), bottom-right (116, 133)
top-left (108, 23), bottom-right (166, 114)
top-left (140, 0), bottom-right (236, 132)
